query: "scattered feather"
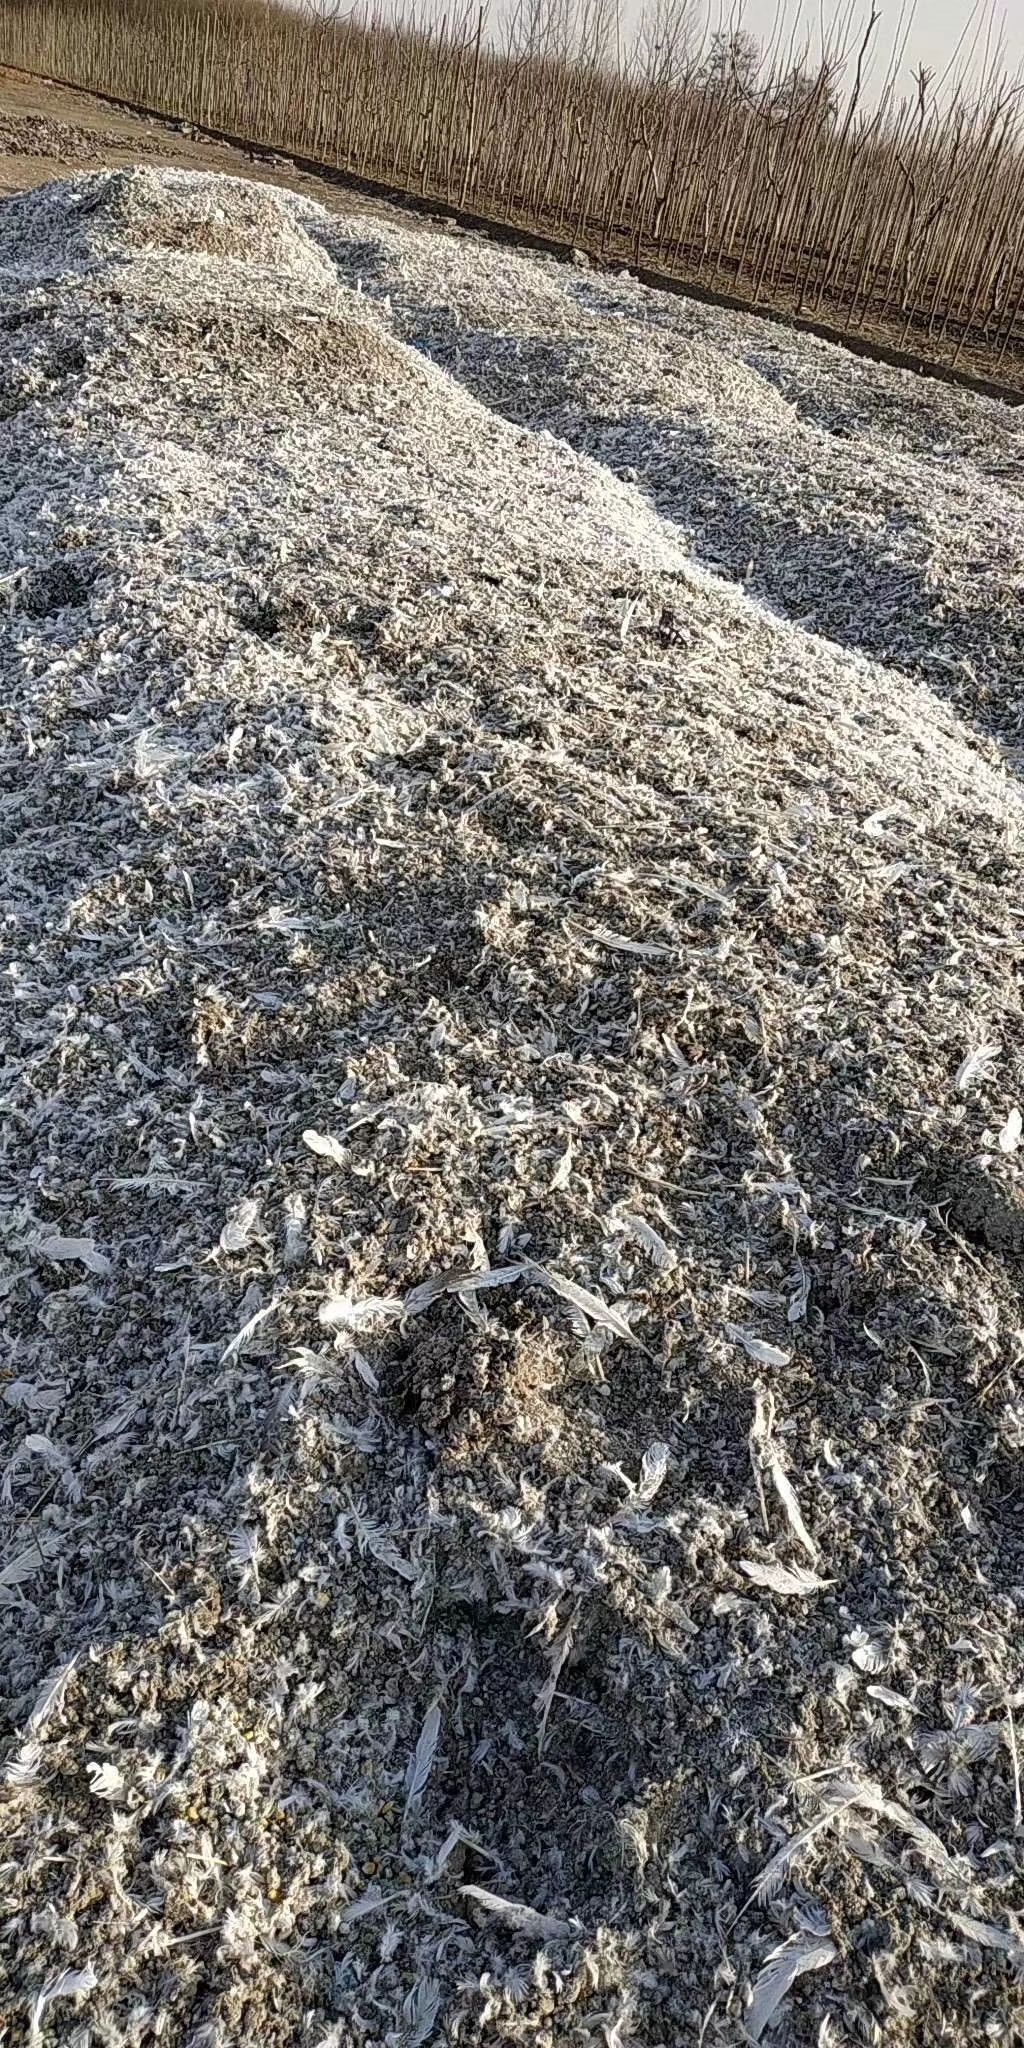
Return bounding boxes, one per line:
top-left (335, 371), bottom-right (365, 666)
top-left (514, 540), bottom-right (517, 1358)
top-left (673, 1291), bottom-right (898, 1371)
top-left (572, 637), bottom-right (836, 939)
top-left (827, 1776), bottom-right (968, 1895)
top-left (786, 1258), bottom-right (811, 1324)
top-left (4, 1740), bottom-right (43, 1789)
top-left (549, 1139), bottom-right (573, 1191)
top-left (998, 1106), bottom-right (1022, 1153)
top-left (849, 1630), bottom-right (887, 1673)
top-left (219, 1198), bottom-right (261, 1253)
top-left (861, 802), bottom-right (914, 837)
top-left (0, 1530), bottom-right (61, 1600)
top-left (636, 1440), bottom-right (671, 1504)
top-left (318, 1289), bottom-right (404, 1331)
top-left (403, 1700), bottom-right (442, 1823)
top-left (751, 1392), bottom-right (818, 1562)
top-left (2, 1431), bottom-right (75, 1510)
top-left (133, 727), bottom-right (185, 781)
top-left (282, 1190), bottom-right (307, 1265)
top-left (228, 1524), bottom-right (262, 1583)
top-left (339, 1887), bottom-right (398, 1925)
top-left (867, 1684), bottom-right (918, 1712)
top-left (428, 1823), bottom-right (484, 1879)
top-left (26, 1655), bottom-right (78, 1736)
top-left (402, 1270), bottom-right (452, 1316)
top-left (220, 1297), bottom-right (277, 1364)
top-left (585, 924), bottom-right (673, 958)
top-left (28, 1964), bottom-right (99, 2048)
top-left (955, 1042), bottom-right (1000, 1092)
top-left (529, 1263), bottom-right (646, 1352)
top-left (36, 1235), bottom-right (111, 1276)
top-left (751, 1794), bottom-right (860, 1906)
top-left (739, 1559), bottom-right (831, 1596)
top-left (404, 1263), bottom-right (523, 1315)
top-left (460, 1884), bottom-right (576, 1941)
top-left (347, 1501), bottom-right (418, 1581)
top-left (745, 1933), bottom-right (837, 2042)
top-left (402, 1976), bottom-right (442, 2046)
top-left (456, 1264), bottom-right (526, 1294)
top-left (87, 1761), bottom-right (126, 1802)
top-left (302, 1127), bottom-right (348, 1166)
top-left (942, 1910), bottom-right (1024, 1964)
top-left (333, 1412), bottom-right (384, 1455)
top-left (614, 1212), bottom-right (676, 1270)
top-left (535, 1604), bottom-right (579, 1754)
top-left (92, 1399), bottom-right (138, 1442)
top-left (2, 1379), bottom-right (64, 1415)
top-left (729, 1327), bottom-right (790, 1370)
top-left (351, 1349), bottom-right (381, 1392)
top-left (766, 1457), bottom-right (817, 1563)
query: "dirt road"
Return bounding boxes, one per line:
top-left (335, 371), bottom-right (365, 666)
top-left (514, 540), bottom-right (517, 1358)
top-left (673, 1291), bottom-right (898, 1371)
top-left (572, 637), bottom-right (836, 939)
top-left (0, 62), bottom-right (409, 228)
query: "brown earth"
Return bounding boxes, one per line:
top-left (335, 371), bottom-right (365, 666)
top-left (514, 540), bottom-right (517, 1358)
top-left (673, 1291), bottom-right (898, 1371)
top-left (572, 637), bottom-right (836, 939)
top-left (0, 63), bottom-right (408, 228)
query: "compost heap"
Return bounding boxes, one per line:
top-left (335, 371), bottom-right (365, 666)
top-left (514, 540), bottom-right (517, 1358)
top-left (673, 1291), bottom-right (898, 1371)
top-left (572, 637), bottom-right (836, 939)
top-left (2, 168), bottom-right (1024, 2048)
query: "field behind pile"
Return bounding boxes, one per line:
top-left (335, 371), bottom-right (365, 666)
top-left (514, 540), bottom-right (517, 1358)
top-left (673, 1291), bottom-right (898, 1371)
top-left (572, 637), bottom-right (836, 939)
top-left (3, 0), bottom-right (1024, 393)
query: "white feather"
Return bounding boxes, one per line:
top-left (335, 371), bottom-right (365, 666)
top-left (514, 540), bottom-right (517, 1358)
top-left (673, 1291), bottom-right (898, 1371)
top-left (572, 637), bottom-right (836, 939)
top-left (4, 1741), bottom-right (43, 1788)
top-left (755, 1406), bottom-right (818, 1563)
top-left (745, 1933), bottom-right (837, 2041)
top-left (549, 1139), bottom-right (574, 1191)
top-left (636, 1441), bottom-right (671, 1504)
top-left (219, 1198), bottom-right (261, 1252)
top-left (998, 1106), bottom-right (1022, 1153)
top-left (405, 1264), bottom-right (523, 1316)
top-left (402, 1976), bottom-right (442, 2045)
top-left (28, 1965), bottom-right (99, 2048)
top-left (87, 1761), bottom-right (126, 1802)
top-left (460, 1884), bottom-right (576, 1940)
top-left (616, 1213), bottom-right (676, 1271)
top-left (319, 1289), bottom-right (404, 1331)
top-left (530, 1263), bottom-right (646, 1352)
top-left (955, 1041), bottom-right (1000, 1092)
top-left (302, 1127), bottom-right (348, 1166)
top-left (219, 1298), bottom-right (277, 1364)
top-left (36, 1235), bottom-right (111, 1276)
top-left (826, 1775), bottom-right (966, 1892)
top-left (750, 1796), bottom-right (857, 1906)
top-left (867, 1684), bottom-right (917, 1711)
top-left (943, 1910), bottom-right (1024, 1963)
top-left (535, 1606), bottom-right (578, 1754)
top-left (27, 1655), bottom-right (78, 1735)
top-left (850, 1635), bottom-right (887, 1673)
top-left (404, 1700), bottom-right (442, 1822)
top-left (730, 1327), bottom-right (790, 1369)
top-left (347, 1500), bottom-right (417, 1581)
top-left (768, 1459), bottom-right (817, 1562)
top-left (0, 1529), bottom-right (61, 1600)
top-left (587, 924), bottom-right (673, 958)
top-left (739, 1559), bottom-right (831, 1596)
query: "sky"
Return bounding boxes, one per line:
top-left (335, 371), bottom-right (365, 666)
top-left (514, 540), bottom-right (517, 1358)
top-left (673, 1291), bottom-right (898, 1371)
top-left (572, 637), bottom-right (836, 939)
top-left (721, 0), bottom-right (1024, 98)
top-left (333, 0), bottom-right (1024, 104)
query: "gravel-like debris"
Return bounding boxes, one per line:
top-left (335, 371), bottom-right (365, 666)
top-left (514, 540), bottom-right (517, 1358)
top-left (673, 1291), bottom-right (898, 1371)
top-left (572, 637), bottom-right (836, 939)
top-left (0, 109), bottom-right (163, 163)
top-left (2, 166), bottom-right (1024, 2048)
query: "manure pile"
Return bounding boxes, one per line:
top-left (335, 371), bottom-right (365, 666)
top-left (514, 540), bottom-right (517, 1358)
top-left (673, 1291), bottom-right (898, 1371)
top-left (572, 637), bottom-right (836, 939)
top-left (2, 168), bottom-right (1024, 2048)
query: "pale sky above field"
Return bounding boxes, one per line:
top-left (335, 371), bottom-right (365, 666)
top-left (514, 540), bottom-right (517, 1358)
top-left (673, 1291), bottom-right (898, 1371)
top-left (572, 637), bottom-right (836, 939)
top-left (732, 0), bottom-right (1024, 95)
top-left (472, 0), bottom-right (1024, 97)
top-left (336, 0), bottom-right (1024, 100)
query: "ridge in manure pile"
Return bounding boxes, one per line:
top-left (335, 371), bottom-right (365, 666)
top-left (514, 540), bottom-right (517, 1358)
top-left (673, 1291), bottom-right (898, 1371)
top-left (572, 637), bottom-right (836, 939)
top-left (2, 168), bottom-right (1024, 2048)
